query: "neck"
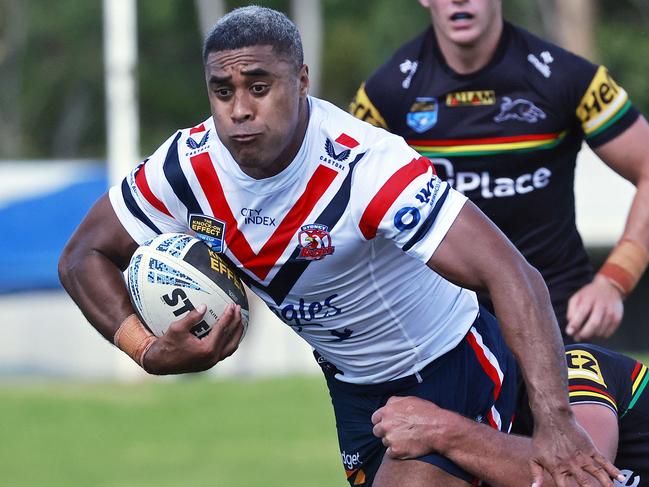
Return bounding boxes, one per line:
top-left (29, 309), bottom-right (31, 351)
top-left (435, 20), bottom-right (503, 75)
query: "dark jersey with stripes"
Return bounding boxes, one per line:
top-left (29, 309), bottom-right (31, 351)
top-left (352, 22), bottom-right (640, 329)
top-left (565, 344), bottom-right (649, 485)
top-left (514, 344), bottom-right (649, 485)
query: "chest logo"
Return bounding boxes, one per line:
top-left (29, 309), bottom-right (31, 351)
top-left (407, 97), bottom-right (438, 133)
top-left (527, 50), bottom-right (554, 78)
top-left (189, 214), bottom-right (226, 252)
top-left (494, 97), bottom-right (546, 124)
top-left (446, 90), bottom-right (496, 107)
top-left (399, 59), bottom-right (419, 89)
top-left (186, 130), bottom-right (210, 150)
top-left (325, 138), bottom-right (351, 162)
top-left (566, 349), bottom-right (607, 387)
top-left (296, 224), bottom-right (335, 261)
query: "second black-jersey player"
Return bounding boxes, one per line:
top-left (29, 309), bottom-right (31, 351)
top-left (514, 344), bottom-right (649, 486)
top-left (352, 22), bottom-right (640, 333)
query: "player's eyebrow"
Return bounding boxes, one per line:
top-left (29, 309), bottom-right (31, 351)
top-left (208, 67), bottom-right (273, 86)
top-left (240, 67), bottom-right (273, 77)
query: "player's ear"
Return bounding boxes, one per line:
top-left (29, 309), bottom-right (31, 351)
top-left (299, 64), bottom-right (309, 97)
top-left (418, 0), bottom-right (431, 9)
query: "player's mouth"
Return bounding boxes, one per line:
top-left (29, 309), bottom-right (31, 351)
top-left (449, 11), bottom-right (474, 23)
top-left (231, 133), bottom-right (261, 143)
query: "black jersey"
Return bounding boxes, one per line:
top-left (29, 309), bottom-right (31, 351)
top-left (352, 22), bottom-right (639, 328)
top-left (565, 344), bottom-right (649, 486)
top-left (514, 344), bottom-right (649, 486)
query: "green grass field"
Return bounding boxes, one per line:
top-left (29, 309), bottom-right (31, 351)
top-left (3, 352), bottom-right (648, 487)
top-left (0, 375), bottom-right (344, 487)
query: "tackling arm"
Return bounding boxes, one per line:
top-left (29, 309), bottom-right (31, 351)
top-left (372, 396), bottom-right (618, 487)
top-left (426, 200), bottom-right (621, 486)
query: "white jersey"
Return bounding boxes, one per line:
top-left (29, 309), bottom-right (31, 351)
top-left (110, 96), bottom-right (479, 384)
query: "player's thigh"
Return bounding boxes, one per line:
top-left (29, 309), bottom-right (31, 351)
top-left (373, 455), bottom-right (471, 487)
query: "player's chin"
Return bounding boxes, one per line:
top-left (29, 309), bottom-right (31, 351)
top-left (448, 29), bottom-right (483, 47)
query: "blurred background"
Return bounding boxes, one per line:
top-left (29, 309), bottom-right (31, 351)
top-left (1, 1), bottom-right (648, 485)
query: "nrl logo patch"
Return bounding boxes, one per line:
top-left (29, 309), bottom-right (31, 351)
top-left (407, 97), bottom-right (438, 133)
top-left (189, 214), bottom-right (226, 252)
top-left (296, 224), bottom-right (335, 261)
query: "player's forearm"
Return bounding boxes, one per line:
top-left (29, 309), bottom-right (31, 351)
top-left (490, 263), bottom-right (572, 421)
top-left (437, 410), bottom-right (541, 487)
top-left (58, 243), bottom-right (135, 341)
top-left (601, 179), bottom-right (649, 294)
top-left (622, 179), bottom-right (649, 242)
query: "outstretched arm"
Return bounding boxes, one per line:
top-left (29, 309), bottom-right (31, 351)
top-left (372, 397), bottom-right (618, 487)
top-left (567, 116), bottom-right (649, 341)
top-left (58, 194), bottom-right (244, 374)
top-left (426, 200), bottom-right (621, 486)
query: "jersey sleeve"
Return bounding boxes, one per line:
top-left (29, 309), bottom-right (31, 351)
top-left (565, 346), bottom-right (623, 416)
top-left (350, 82), bottom-right (389, 130)
top-left (108, 131), bottom-right (188, 244)
top-left (570, 63), bottom-right (640, 148)
top-left (352, 135), bottom-right (467, 264)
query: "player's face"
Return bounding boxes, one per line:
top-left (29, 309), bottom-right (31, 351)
top-left (419, 0), bottom-right (502, 47)
top-left (205, 45), bottom-right (309, 179)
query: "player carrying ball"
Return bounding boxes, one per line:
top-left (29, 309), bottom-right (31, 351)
top-left (59, 6), bottom-right (624, 487)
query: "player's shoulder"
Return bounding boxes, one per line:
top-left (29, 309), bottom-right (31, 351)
top-left (506, 22), bottom-right (598, 83)
top-left (565, 343), bottom-right (635, 370)
top-left (311, 96), bottom-right (409, 156)
top-left (363, 28), bottom-right (431, 98)
top-left (145, 117), bottom-right (215, 167)
top-left (565, 344), bottom-right (637, 391)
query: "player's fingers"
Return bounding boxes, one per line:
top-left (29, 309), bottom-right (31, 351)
top-left (582, 463), bottom-right (616, 487)
top-left (170, 304), bottom-right (207, 333)
top-left (372, 422), bottom-right (385, 438)
top-left (530, 461), bottom-right (545, 487)
top-left (386, 395), bottom-right (407, 405)
top-left (566, 461), bottom-right (595, 487)
top-left (371, 408), bottom-right (384, 426)
top-left (574, 305), bottom-right (605, 341)
top-left (603, 308), bottom-right (623, 338)
top-left (590, 451), bottom-right (623, 484)
top-left (206, 303), bottom-right (236, 346)
top-left (220, 310), bottom-right (245, 358)
top-left (566, 292), bottom-right (580, 319)
top-left (565, 301), bottom-right (591, 337)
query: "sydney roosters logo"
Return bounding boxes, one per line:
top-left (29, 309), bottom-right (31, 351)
top-left (296, 224), bottom-right (335, 260)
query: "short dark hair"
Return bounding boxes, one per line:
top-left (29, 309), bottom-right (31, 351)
top-left (202, 6), bottom-right (304, 71)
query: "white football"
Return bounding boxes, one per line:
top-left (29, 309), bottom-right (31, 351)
top-left (126, 233), bottom-right (249, 338)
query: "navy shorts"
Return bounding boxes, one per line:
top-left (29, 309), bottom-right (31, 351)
top-left (318, 307), bottom-right (517, 486)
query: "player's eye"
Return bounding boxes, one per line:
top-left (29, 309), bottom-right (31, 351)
top-left (250, 84), bottom-right (269, 95)
top-left (213, 87), bottom-right (232, 99)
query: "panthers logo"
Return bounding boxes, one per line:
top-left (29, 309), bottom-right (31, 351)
top-left (494, 97), bottom-right (546, 123)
